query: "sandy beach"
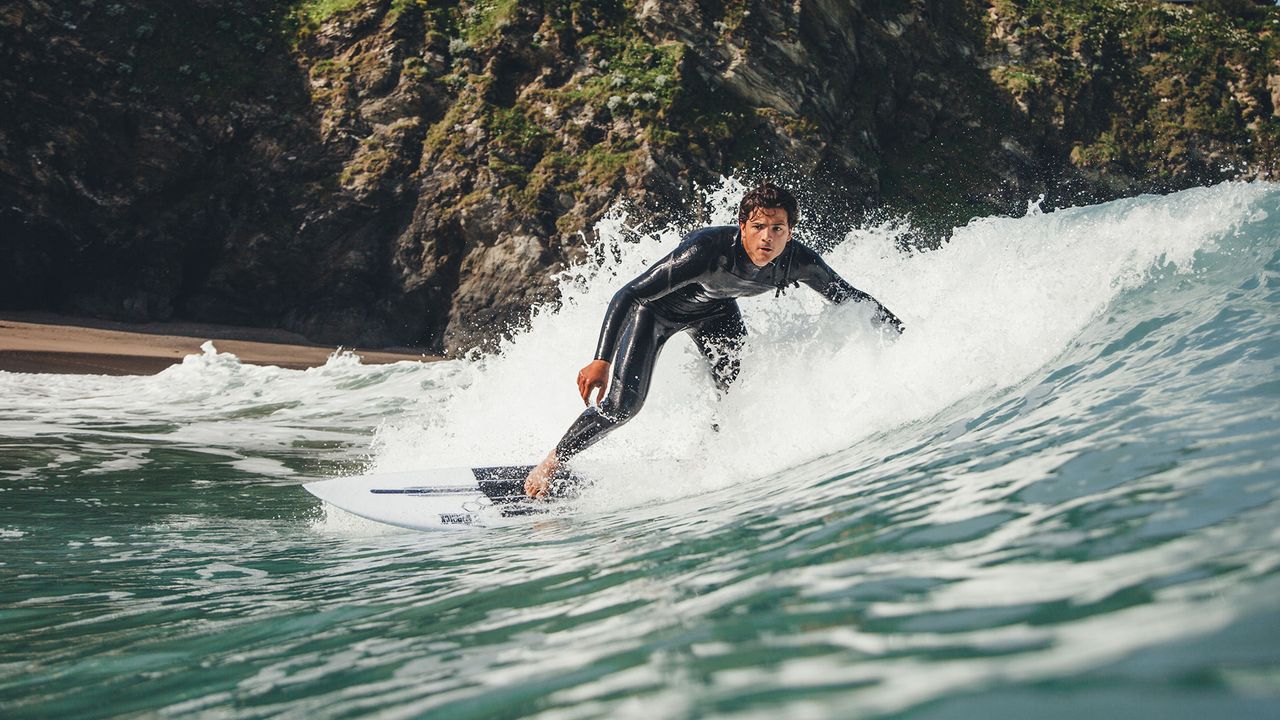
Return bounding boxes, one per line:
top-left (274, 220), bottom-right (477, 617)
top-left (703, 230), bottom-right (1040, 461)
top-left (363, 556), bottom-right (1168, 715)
top-left (0, 312), bottom-right (438, 375)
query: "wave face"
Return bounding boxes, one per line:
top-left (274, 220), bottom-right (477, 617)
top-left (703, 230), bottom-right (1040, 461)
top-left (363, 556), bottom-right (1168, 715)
top-left (1, 181), bottom-right (1278, 718)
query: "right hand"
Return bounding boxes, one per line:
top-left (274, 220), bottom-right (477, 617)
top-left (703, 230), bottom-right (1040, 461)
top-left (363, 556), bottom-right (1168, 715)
top-left (577, 360), bottom-right (611, 406)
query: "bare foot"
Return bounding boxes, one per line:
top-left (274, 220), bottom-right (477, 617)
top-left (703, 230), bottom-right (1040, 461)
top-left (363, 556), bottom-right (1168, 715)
top-left (524, 451), bottom-right (559, 499)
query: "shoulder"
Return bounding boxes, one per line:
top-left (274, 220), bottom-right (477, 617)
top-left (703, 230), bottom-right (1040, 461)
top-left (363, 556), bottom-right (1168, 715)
top-left (678, 225), bottom-right (738, 249)
top-left (672, 225), bottom-right (737, 261)
top-left (787, 239), bottom-right (839, 282)
top-left (788, 240), bottom-right (827, 268)
top-left (788, 239), bottom-right (820, 259)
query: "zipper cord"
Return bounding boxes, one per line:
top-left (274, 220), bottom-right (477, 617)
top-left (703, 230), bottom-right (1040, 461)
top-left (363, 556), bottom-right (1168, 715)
top-left (774, 243), bottom-right (798, 297)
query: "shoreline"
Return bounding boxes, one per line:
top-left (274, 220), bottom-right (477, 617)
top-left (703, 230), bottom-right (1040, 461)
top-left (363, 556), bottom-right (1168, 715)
top-left (0, 311), bottom-right (440, 376)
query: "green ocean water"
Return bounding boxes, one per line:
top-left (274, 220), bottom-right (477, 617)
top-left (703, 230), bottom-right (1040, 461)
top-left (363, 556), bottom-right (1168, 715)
top-left (1, 182), bottom-right (1278, 718)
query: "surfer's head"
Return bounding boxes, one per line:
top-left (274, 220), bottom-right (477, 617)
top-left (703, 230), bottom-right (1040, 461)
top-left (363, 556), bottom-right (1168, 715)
top-left (738, 182), bottom-right (798, 227)
top-left (738, 182), bottom-right (797, 267)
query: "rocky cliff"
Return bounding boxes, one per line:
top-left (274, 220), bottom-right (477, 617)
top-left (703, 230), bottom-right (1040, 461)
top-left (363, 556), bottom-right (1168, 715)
top-left (3, 0), bottom-right (1277, 353)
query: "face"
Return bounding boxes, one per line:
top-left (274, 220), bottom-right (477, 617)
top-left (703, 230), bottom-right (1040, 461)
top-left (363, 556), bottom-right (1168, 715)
top-left (739, 206), bottom-right (793, 267)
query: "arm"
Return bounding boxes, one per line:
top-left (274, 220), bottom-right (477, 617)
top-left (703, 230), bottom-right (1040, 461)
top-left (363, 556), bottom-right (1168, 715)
top-left (593, 237), bottom-right (715, 360)
top-left (794, 245), bottom-right (905, 334)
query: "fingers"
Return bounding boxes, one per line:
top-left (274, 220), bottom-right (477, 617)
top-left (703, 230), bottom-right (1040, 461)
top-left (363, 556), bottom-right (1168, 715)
top-left (579, 375), bottom-right (601, 405)
top-left (577, 363), bottom-right (610, 406)
top-left (585, 378), bottom-right (606, 406)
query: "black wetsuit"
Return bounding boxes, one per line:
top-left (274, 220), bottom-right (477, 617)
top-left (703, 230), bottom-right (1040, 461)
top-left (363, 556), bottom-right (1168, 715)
top-left (553, 225), bottom-right (903, 461)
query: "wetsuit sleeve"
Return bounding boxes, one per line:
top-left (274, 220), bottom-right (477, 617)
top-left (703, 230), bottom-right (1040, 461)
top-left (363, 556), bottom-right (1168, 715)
top-left (593, 239), bottom-right (716, 360)
top-left (794, 246), bottom-right (905, 334)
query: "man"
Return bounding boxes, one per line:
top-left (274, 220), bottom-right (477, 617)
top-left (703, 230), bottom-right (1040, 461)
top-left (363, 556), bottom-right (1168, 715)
top-left (525, 182), bottom-right (904, 498)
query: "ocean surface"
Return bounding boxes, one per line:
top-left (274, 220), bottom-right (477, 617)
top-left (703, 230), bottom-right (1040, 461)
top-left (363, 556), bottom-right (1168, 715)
top-left (2, 180), bottom-right (1278, 719)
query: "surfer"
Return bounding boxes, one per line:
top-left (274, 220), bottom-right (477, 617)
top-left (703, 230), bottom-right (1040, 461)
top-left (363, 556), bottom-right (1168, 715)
top-left (525, 182), bottom-right (904, 498)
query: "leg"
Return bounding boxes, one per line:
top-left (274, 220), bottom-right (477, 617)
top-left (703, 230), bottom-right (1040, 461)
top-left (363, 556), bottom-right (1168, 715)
top-left (527, 306), bottom-right (677, 496)
top-left (690, 305), bottom-right (747, 396)
top-left (557, 305), bottom-right (677, 459)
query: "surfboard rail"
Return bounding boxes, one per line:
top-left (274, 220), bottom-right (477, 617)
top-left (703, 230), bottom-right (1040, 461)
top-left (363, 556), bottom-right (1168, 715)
top-left (304, 465), bottom-right (587, 531)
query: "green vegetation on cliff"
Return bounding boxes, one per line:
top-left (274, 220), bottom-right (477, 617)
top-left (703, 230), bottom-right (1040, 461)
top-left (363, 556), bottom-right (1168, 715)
top-left (5, 0), bottom-right (1277, 351)
top-left (987, 0), bottom-right (1280, 188)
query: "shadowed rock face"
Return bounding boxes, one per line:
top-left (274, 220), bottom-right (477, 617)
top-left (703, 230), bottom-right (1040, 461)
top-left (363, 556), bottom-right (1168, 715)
top-left (3, 0), bottom-right (1277, 354)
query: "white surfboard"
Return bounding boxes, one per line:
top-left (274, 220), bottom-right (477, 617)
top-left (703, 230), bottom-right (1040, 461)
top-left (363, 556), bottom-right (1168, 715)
top-left (304, 464), bottom-right (586, 531)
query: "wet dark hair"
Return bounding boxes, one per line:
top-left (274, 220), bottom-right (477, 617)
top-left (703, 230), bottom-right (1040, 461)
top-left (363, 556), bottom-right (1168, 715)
top-left (737, 182), bottom-right (799, 227)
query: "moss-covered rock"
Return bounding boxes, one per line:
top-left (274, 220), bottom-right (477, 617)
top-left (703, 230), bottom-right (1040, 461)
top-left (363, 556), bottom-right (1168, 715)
top-left (984, 0), bottom-right (1280, 200)
top-left (2, 0), bottom-right (1277, 353)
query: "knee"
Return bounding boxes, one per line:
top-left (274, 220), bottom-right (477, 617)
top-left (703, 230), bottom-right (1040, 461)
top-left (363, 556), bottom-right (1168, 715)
top-left (601, 387), bottom-right (646, 424)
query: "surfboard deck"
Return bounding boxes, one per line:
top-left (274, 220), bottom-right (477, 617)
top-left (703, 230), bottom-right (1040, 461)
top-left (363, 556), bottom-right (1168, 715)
top-left (304, 464), bottom-right (587, 531)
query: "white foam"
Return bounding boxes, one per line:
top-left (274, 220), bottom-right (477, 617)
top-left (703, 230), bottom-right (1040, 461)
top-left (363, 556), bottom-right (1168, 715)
top-left (2, 181), bottom-right (1274, 509)
top-left (83, 454), bottom-right (150, 475)
top-left (369, 182), bottom-right (1278, 505)
top-left (230, 457), bottom-right (296, 477)
top-left (309, 501), bottom-right (410, 537)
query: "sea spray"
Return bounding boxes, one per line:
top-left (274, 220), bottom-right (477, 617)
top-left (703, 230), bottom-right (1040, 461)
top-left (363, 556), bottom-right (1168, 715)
top-left (369, 180), bottom-right (1278, 508)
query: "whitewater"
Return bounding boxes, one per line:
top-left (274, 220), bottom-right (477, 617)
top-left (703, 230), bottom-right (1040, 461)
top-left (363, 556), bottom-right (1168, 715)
top-left (1, 180), bottom-right (1277, 718)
